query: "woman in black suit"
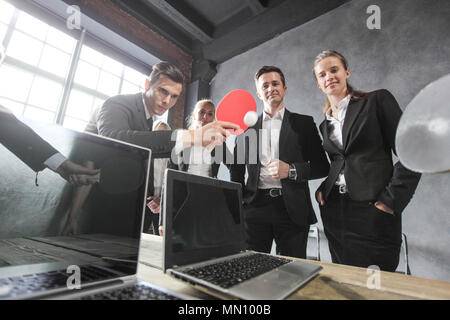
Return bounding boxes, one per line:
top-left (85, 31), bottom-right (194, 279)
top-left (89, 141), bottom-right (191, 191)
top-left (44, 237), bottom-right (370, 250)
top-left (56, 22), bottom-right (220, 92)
top-left (313, 50), bottom-right (421, 272)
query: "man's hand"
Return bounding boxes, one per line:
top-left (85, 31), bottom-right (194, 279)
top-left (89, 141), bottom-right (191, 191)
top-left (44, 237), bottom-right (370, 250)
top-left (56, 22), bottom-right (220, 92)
top-left (55, 160), bottom-right (100, 186)
top-left (158, 225), bottom-right (164, 237)
top-left (147, 196), bottom-right (161, 214)
top-left (267, 159), bottom-right (289, 180)
top-left (374, 201), bottom-right (394, 215)
top-left (316, 191), bottom-right (325, 206)
top-left (182, 121), bottom-right (239, 148)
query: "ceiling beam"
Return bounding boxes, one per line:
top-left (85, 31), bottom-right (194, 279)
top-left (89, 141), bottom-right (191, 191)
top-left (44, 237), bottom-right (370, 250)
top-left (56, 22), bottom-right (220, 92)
top-left (144, 0), bottom-right (214, 44)
top-left (245, 0), bottom-right (266, 15)
top-left (202, 0), bottom-right (352, 64)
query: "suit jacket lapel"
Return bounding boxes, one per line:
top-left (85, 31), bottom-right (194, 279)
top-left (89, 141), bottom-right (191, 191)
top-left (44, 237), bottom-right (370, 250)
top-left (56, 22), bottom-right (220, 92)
top-left (136, 93), bottom-right (151, 131)
top-left (278, 109), bottom-right (290, 159)
top-left (342, 98), bottom-right (364, 149)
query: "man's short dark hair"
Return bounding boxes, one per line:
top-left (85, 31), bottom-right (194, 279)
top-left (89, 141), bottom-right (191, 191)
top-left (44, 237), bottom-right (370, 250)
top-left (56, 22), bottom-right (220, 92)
top-left (254, 66), bottom-right (286, 87)
top-left (149, 61), bottom-right (184, 86)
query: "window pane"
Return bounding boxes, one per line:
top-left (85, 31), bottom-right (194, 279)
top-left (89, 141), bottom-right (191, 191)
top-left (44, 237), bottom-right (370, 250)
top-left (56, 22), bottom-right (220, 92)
top-left (97, 71), bottom-right (120, 96)
top-left (46, 27), bottom-right (76, 53)
top-left (23, 105), bottom-right (54, 123)
top-left (0, 97), bottom-right (25, 117)
top-left (0, 0), bottom-right (15, 25)
top-left (7, 31), bottom-right (44, 66)
top-left (15, 12), bottom-right (48, 41)
top-left (80, 46), bottom-right (103, 67)
top-left (103, 55), bottom-right (123, 76)
top-left (74, 60), bottom-right (100, 89)
top-left (0, 64), bottom-right (34, 102)
top-left (66, 89), bottom-right (94, 120)
top-left (0, 23), bottom-right (7, 43)
top-left (120, 80), bottom-right (140, 95)
top-left (93, 97), bottom-right (105, 112)
top-left (39, 45), bottom-right (71, 78)
top-left (123, 66), bottom-right (147, 86)
top-left (27, 76), bottom-right (63, 112)
top-left (63, 116), bottom-right (88, 132)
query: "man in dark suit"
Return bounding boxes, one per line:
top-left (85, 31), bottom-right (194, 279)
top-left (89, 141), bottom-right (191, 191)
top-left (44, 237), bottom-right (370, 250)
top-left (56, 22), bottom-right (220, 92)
top-left (230, 66), bottom-right (329, 258)
top-left (85, 61), bottom-right (238, 232)
top-left (85, 62), bottom-right (237, 158)
top-left (0, 45), bottom-right (99, 186)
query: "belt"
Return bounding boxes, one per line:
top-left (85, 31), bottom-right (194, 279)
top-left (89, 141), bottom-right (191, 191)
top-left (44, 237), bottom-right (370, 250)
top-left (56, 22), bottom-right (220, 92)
top-left (260, 188), bottom-right (282, 198)
top-left (332, 184), bottom-right (347, 194)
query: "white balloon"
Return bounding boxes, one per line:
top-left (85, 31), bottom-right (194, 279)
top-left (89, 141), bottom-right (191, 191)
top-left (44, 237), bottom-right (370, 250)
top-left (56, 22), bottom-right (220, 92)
top-left (244, 111), bottom-right (258, 127)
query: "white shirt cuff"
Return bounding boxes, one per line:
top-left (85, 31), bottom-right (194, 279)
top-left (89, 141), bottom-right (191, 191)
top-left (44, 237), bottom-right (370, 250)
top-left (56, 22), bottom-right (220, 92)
top-left (44, 153), bottom-right (66, 171)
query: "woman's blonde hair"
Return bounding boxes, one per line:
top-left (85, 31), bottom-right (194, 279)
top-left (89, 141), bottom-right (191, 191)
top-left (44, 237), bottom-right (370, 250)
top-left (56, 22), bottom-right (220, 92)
top-left (186, 99), bottom-right (215, 129)
top-left (313, 50), bottom-right (365, 115)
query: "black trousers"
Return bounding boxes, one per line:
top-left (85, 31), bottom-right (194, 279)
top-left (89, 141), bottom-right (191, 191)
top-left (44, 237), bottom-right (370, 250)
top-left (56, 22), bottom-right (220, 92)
top-left (143, 207), bottom-right (160, 235)
top-left (244, 190), bottom-right (309, 259)
top-left (320, 186), bottom-right (402, 272)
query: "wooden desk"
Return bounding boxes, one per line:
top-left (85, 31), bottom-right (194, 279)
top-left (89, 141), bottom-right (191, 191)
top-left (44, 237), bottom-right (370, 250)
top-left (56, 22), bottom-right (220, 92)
top-left (138, 233), bottom-right (450, 300)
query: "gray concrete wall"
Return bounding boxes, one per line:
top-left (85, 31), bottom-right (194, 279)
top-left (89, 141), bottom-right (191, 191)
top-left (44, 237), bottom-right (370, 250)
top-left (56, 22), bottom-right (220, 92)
top-left (212, 0), bottom-right (450, 281)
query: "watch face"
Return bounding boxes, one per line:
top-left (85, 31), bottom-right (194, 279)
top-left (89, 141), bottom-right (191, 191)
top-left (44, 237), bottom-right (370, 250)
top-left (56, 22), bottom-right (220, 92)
top-left (289, 169), bottom-right (295, 178)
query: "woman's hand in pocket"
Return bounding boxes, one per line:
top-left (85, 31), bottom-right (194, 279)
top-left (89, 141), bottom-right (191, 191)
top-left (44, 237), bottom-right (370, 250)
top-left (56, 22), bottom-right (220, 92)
top-left (374, 201), bottom-right (394, 215)
top-left (317, 191), bottom-right (325, 206)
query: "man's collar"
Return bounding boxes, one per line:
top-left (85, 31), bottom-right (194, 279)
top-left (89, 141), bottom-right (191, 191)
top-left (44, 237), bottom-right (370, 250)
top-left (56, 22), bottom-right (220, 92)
top-left (263, 106), bottom-right (285, 121)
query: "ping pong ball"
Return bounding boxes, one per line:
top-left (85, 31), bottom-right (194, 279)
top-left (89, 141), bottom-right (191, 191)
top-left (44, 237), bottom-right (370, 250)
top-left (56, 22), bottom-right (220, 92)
top-left (244, 111), bottom-right (258, 127)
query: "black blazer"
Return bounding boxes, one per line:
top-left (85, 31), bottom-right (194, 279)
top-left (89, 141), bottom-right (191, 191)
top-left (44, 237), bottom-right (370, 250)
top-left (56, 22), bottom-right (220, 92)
top-left (230, 109), bottom-right (330, 227)
top-left (317, 89), bottom-right (421, 214)
top-left (85, 93), bottom-right (176, 158)
top-left (0, 105), bottom-right (58, 172)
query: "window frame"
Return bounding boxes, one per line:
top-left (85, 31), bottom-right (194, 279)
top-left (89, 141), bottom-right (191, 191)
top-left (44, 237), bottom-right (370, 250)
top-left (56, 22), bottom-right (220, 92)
top-left (1, 0), bottom-right (169, 132)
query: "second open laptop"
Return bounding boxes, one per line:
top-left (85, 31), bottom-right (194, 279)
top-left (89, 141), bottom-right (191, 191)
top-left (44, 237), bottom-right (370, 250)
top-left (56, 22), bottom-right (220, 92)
top-left (0, 122), bottom-right (194, 300)
top-left (162, 169), bottom-right (322, 300)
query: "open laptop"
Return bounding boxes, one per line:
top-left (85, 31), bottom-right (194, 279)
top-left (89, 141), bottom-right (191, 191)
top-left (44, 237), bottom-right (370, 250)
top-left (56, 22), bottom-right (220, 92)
top-left (162, 169), bottom-right (322, 300)
top-left (0, 121), bottom-right (193, 300)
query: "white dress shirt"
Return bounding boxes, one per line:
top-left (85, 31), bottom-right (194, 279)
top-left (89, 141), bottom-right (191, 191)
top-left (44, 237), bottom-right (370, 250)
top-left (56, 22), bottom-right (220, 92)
top-left (172, 119), bottom-right (213, 178)
top-left (153, 158), bottom-right (170, 196)
top-left (186, 146), bottom-right (213, 177)
top-left (258, 107), bottom-right (285, 189)
top-left (325, 95), bottom-right (351, 186)
top-left (43, 153), bottom-right (66, 171)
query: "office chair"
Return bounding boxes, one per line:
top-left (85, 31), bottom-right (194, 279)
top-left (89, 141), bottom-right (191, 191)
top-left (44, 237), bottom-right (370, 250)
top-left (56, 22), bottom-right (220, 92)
top-left (396, 233), bottom-right (411, 275)
top-left (270, 225), bottom-right (321, 260)
top-left (307, 225), bottom-right (320, 261)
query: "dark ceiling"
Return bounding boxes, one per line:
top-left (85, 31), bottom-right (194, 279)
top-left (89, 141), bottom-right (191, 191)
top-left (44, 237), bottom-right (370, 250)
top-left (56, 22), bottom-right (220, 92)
top-left (111, 0), bottom-right (351, 64)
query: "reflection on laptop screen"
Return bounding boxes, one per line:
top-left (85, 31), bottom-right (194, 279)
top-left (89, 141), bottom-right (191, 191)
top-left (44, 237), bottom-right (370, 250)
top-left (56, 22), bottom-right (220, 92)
top-left (164, 170), bottom-right (245, 270)
top-left (171, 180), bottom-right (241, 253)
top-left (0, 120), bottom-right (150, 282)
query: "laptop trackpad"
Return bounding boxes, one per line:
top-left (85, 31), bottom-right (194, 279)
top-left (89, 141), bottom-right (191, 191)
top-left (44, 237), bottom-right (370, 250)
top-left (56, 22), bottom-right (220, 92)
top-left (230, 266), bottom-right (311, 300)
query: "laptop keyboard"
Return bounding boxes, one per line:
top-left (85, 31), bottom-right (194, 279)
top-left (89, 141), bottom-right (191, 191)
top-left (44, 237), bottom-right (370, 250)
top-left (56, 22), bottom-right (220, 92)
top-left (80, 283), bottom-right (180, 300)
top-left (181, 253), bottom-right (291, 289)
top-left (0, 265), bottom-right (117, 299)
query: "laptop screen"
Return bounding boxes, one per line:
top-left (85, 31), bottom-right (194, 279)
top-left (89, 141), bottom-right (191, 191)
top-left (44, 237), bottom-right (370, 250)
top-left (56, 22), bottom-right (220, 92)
top-left (163, 169), bottom-right (245, 271)
top-left (0, 120), bottom-right (150, 284)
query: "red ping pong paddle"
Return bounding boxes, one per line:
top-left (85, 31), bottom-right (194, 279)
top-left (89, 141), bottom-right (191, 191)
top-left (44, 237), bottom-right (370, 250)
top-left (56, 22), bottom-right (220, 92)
top-left (216, 89), bottom-right (257, 135)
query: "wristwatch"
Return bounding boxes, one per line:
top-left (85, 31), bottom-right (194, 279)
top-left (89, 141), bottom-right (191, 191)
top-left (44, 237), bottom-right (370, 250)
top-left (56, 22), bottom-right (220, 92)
top-left (288, 164), bottom-right (297, 181)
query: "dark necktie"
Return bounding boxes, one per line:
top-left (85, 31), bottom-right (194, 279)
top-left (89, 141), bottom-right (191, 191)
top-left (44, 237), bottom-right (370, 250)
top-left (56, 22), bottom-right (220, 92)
top-left (147, 117), bottom-right (153, 131)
